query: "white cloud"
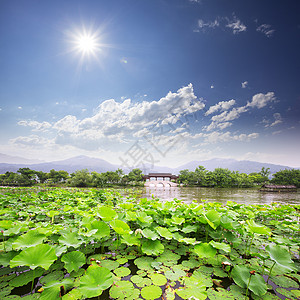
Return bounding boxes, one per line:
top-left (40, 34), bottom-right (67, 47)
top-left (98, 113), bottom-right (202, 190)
top-left (241, 81), bottom-right (248, 88)
top-left (18, 106), bottom-right (22, 110)
top-left (9, 135), bottom-right (53, 147)
top-left (210, 85), bottom-right (214, 89)
top-left (198, 18), bottom-right (220, 30)
top-left (205, 99), bottom-right (236, 116)
top-left (18, 120), bottom-right (52, 131)
top-left (270, 113), bottom-right (282, 127)
top-left (53, 115), bottom-right (80, 133)
top-left (196, 131), bottom-right (259, 144)
top-left (226, 16), bottom-right (247, 34)
top-left (247, 92), bottom-right (276, 109)
top-left (256, 24), bottom-right (275, 37)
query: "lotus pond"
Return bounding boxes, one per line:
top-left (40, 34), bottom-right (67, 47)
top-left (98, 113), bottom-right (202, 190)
top-left (0, 187), bottom-right (299, 300)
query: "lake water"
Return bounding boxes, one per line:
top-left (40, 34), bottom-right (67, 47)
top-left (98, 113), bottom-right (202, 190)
top-left (131, 186), bottom-right (300, 205)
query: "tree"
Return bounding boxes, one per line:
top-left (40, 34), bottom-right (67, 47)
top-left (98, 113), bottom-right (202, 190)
top-left (259, 167), bottom-right (271, 183)
top-left (68, 169), bottom-right (92, 187)
top-left (128, 168), bottom-right (143, 183)
top-left (35, 171), bottom-right (48, 184)
top-left (48, 169), bottom-right (69, 184)
top-left (194, 166), bottom-right (208, 186)
top-left (271, 169), bottom-right (300, 187)
top-left (178, 169), bottom-right (196, 185)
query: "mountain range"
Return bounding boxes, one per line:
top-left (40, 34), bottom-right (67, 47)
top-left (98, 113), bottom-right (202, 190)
top-left (0, 153), bottom-right (296, 175)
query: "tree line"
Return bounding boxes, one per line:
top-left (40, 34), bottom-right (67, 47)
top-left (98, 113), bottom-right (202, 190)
top-left (0, 166), bottom-right (299, 188)
top-left (177, 166), bottom-right (300, 188)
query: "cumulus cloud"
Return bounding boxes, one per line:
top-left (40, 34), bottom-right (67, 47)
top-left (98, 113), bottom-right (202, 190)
top-left (198, 18), bottom-right (220, 30)
top-left (247, 92), bottom-right (276, 108)
top-left (241, 81), bottom-right (248, 88)
top-left (18, 120), bottom-right (52, 131)
top-left (205, 99), bottom-right (236, 116)
top-left (256, 24), bottom-right (275, 37)
top-left (9, 135), bottom-right (53, 147)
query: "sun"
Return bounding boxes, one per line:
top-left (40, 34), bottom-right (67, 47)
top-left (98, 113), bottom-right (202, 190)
top-left (75, 33), bottom-right (98, 55)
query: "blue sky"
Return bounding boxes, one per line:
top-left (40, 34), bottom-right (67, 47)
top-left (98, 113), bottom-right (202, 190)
top-left (0, 0), bottom-right (299, 169)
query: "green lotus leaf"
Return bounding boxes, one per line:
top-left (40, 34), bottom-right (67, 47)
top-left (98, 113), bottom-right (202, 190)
top-left (46, 210), bottom-right (60, 218)
top-left (164, 286), bottom-right (176, 300)
top-left (114, 266), bottom-right (131, 278)
top-left (194, 242), bottom-right (217, 258)
top-left (53, 245), bottom-right (68, 257)
top-left (0, 220), bottom-right (13, 230)
top-left (182, 258), bottom-right (201, 269)
top-left (207, 287), bottom-right (235, 300)
top-left (141, 240), bottom-right (164, 256)
top-left (209, 240), bottom-right (231, 253)
top-left (150, 273), bottom-right (167, 286)
top-left (270, 275), bottom-right (299, 288)
top-left (155, 226), bottom-right (173, 240)
top-left (192, 270), bottom-right (213, 288)
top-left (97, 206), bottom-right (117, 222)
top-left (61, 251), bottom-right (86, 273)
top-left (176, 285), bottom-right (207, 300)
top-left (276, 288), bottom-right (298, 299)
top-left (121, 233), bottom-right (140, 246)
top-left (142, 228), bottom-right (159, 240)
top-left (39, 270), bottom-right (64, 285)
top-left (172, 216), bottom-right (185, 225)
top-left (134, 256), bottom-right (155, 270)
top-left (110, 220), bottom-right (131, 235)
top-left (109, 280), bottom-right (135, 299)
top-left (136, 212), bottom-right (153, 224)
top-left (40, 278), bottom-right (73, 300)
top-left (231, 265), bottom-right (267, 296)
top-left (116, 256), bottom-right (128, 264)
top-left (247, 219), bottom-right (271, 235)
top-left (9, 268), bottom-right (44, 287)
top-left (99, 259), bottom-right (120, 270)
top-left (85, 220), bottom-right (110, 239)
top-left (10, 244), bottom-right (57, 270)
top-left (58, 232), bottom-right (83, 248)
top-left (0, 251), bottom-right (18, 267)
top-left (21, 294), bottom-right (40, 299)
top-left (204, 210), bottom-right (221, 230)
top-left (266, 244), bottom-right (296, 272)
top-left (12, 230), bottom-right (46, 250)
top-left (165, 269), bottom-right (186, 281)
top-left (141, 285), bottom-right (162, 300)
top-left (181, 224), bottom-right (198, 233)
top-left (0, 285), bottom-right (13, 298)
top-left (78, 265), bottom-right (113, 298)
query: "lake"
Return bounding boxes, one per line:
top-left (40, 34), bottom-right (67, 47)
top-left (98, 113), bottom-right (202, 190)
top-left (130, 186), bottom-right (300, 205)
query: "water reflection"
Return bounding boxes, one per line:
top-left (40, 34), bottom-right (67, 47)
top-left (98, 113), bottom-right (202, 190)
top-left (137, 187), bottom-right (300, 205)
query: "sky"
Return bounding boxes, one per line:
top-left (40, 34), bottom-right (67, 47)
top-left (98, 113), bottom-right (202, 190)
top-left (0, 0), bottom-right (300, 169)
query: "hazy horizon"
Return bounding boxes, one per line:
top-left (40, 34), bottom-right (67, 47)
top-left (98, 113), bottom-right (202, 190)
top-left (1, 1), bottom-right (299, 169)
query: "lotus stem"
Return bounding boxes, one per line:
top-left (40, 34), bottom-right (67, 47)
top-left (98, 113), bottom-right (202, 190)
top-left (267, 261), bottom-right (276, 283)
top-left (245, 272), bottom-right (254, 299)
top-left (1, 231), bottom-right (6, 251)
top-left (247, 235), bottom-right (255, 256)
top-left (31, 269), bottom-right (35, 292)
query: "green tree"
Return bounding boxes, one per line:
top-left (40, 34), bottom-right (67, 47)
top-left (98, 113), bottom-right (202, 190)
top-left (128, 168), bottom-right (143, 183)
top-left (194, 166), bottom-right (208, 186)
top-left (271, 169), bottom-right (300, 187)
top-left (35, 171), bottom-right (48, 184)
top-left (68, 169), bottom-right (92, 187)
top-left (259, 167), bottom-right (271, 183)
top-left (48, 169), bottom-right (69, 184)
top-left (178, 169), bottom-right (196, 185)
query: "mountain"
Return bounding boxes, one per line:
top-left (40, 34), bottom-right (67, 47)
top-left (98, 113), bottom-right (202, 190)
top-left (0, 153), bottom-right (44, 164)
top-left (0, 153), bottom-right (296, 175)
top-left (0, 155), bottom-right (119, 174)
top-left (173, 158), bottom-right (294, 175)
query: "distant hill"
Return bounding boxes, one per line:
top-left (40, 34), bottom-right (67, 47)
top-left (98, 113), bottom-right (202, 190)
top-left (173, 158), bottom-right (294, 175)
top-left (0, 153), bottom-right (296, 175)
top-left (0, 153), bottom-right (44, 164)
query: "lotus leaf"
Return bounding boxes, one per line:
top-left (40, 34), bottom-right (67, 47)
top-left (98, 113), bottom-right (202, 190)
top-left (78, 265), bottom-right (113, 298)
top-left (266, 244), bottom-right (296, 272)
top-left (142, 240), bottom-right (164, 256)
top-left (270, 275), bottom-right (299, 288)
top-left (58, 232), bottom-right (83, 248)
top-left (181, 224), bottom-right (198, 233)
top-left (176, 285), bottom-right (207, 300)
top-left (194, 242), bottom-right (217, 258)
top-left (40, 278), bottom-right (73, 300)
top-left (114, 266), bottom-right (130, 277)
top-left (208, 288), bottom-right (236, 299)
top-left (172, 216), bottom-right (184, 225)
top-left (12, 230), bottom-right (46, 250)
top-left (9, 268), bottom-right (44, 287)
top-left (150, 273), bottom-right (167, 286)
top-left (231, 265), bottom-right (267, 296)
top-left (0, 286), bottom-right (13, 298)
top-left (109, 280), bottom-right (137, 299)
top-left (121, 233), bottom-right (140, 246)
top-left (61, 251), bottom-right (86, 273)
top-left (209, 240), bottom-right (231, 253)
top-left (136, 211), bottom-right (153, 224)
top-left (134, 256), bottom-right (155, 270)
top-left (276, 288), bottom-right (299, 299)
top-left (0, 251), bottom-right (18, 267)
top-left (205, 210), bottom-right (221, 229)
top-left (252, 291), bottom-right (281, 299)
top-left (97, 206), bottom-right (117, 221)
top-left (141, 285), bottom-right (162, 300)
top-left (247, 219), bottom-right (271, 235)
top-left (165, 269), bottom-right (186, 281)
top-left (142, 228), bottom-right (159, 240)
top-left (110, 219), bottom-right (131, 235)
top-left (99, 259), bottom-right (120, 270)
top-left (10, 244), bottom-right (57, 270)
top-left (85, 220), bottom-right (110, 239)
top-left (155, 226), bottom-right (173, 240)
